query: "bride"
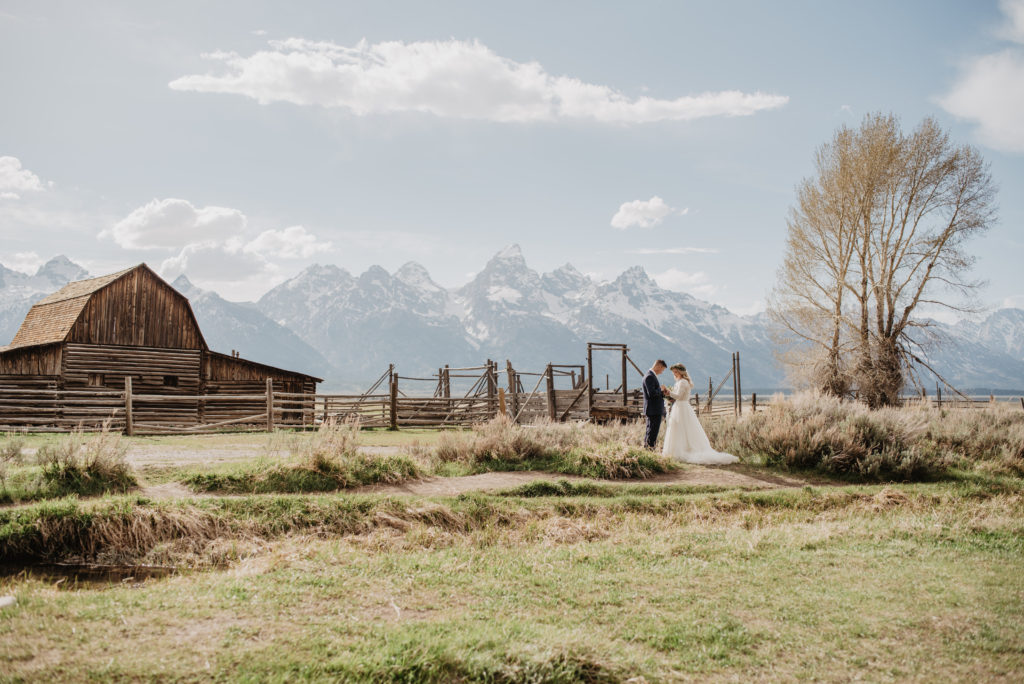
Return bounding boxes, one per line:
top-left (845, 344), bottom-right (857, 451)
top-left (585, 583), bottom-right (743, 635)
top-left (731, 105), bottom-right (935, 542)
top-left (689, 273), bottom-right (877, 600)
top-left (661, 363), bottom-right (738, 465)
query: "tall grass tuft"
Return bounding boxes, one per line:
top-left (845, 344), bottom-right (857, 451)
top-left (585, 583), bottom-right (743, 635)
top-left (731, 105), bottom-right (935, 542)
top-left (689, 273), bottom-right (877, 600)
top-left (701, 392), bottom-right (1024, 480)
top-left (186, 419), bottom-right (421, 494)
top-left (431, 417), bottom-right (676, 479)
top-left (34, 425), bottom-right (136, 497)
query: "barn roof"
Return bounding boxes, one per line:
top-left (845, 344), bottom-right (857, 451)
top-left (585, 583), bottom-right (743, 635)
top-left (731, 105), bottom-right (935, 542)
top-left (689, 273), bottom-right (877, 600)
top-left (3, 267), bottom-right (138, 351)
top-left (2, 264), bottom-right (207, 352)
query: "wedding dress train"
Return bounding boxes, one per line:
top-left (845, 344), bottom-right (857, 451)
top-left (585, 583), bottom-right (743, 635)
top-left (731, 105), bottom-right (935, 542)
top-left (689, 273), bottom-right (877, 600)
top-left (662, 378), bottom-right (739, 465)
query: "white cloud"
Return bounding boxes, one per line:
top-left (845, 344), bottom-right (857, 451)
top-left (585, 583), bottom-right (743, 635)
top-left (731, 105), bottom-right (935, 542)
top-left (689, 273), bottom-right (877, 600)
top-left (0, 251), bottom-right (44, 275)
top-left (939, 1), bottom-right (1024, 153)
top-left (939, 50), bottom-right (1024, 152)
top-left (1001, 294), bottom-right (1024, 309)
top-left (245, 225), bottom-right (331, 259)
top-left (997, 0), bottom-right (1024, 43)
top-left (104, 198), bottom-right (246, 250)
top-left (628, 246), bottom-right (718, 255)
top-left (159, 239), bottom-right (280, 299)
top-left (0, 156), bottom-right (44, 200)
top-left (611, 196), bottom-right (683, 229)
top-left (169, 38), bottom-right (788, 124)
top-left (653, 268), bottom-right (716, 298)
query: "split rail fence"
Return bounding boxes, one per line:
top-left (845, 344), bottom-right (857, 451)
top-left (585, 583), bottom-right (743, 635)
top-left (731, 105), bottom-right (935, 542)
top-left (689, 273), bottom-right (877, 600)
top-left (0, 345), bottom-right (769, 434)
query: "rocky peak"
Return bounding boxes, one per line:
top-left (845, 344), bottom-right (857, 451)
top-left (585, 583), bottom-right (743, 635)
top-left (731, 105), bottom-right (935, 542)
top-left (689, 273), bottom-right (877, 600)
top-left (394, 262), bottom-right (444, 293)
top-left (171, 274), bottom-right (200, 298)
top-left (542, 263), bottom-right (592, 297)
top-left (35, 255), bottom-right (88, 286)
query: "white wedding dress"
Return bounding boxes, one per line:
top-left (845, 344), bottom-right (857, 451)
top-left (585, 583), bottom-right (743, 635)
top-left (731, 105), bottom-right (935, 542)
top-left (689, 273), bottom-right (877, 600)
top-left (662, 378), bottom-right (739, 465)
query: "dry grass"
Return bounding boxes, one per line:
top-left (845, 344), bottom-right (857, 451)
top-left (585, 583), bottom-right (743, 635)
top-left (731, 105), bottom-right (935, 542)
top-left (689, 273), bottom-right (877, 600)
top-left (0, 427), bottom-right (135, 503)
top-left (184, 419), bottom-right (422, 494)
top-left (0, 480), bottom-right (1021, 681)
top-left (428, 417), bottom-right (676, 479)
top-left (704, 392), bottom-right (1024, 480)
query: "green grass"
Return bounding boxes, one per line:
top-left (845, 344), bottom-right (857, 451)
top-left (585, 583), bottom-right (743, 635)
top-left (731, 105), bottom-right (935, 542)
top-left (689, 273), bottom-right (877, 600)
top-left (0, 480), bottom-right (1021, 681)
top-left (182, 452), bottom-right (422, 495)
top-left (0, 430), bottom-right (136, 505)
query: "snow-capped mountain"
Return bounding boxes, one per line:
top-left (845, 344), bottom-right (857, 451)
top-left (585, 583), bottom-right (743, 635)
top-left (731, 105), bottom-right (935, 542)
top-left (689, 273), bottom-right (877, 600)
top-left (252, 245), bottom-right (800, 388)
top-left (257, 261), bottom-right (475, 379)
top-left (3, 250), bottom-right (1023, 392)
top-left (255, 245), bottom-right (1024, 391)
top-left (171, 276), bottom-right (331, 378)
top-left (0, 256), bottom-right (89, 345)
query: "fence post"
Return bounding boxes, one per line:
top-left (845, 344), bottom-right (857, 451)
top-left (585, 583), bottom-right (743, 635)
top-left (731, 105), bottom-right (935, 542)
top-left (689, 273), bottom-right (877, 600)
top-left (546, 364), bottom-right (557, 421)
top-left (707, 377), bottom-right (713, 415)
top-left (620, 349), bottom-right (628, 408)
top-left (736, 351), bottom-right (742, 416)
top-left (266, 377), bottom-right (274, 432)
top-left (936, 383), bottom-right (942, 409)
top-left (752, 392), bottom-right (757, 412)
top-left (506, 360), bottom-right (519, 421)
top-left (1020, 397), bottom-right (1023, 411)
top-left (498, 388), bottom-right (507, 417)
top-left (124, 376), bottom-right (134, 436)
top-left (389, 375), bottom-right (399, 430)
top-left (732, 353), bottom-right (738, 417)
top-left (486, 359), bottom-right (496, 405)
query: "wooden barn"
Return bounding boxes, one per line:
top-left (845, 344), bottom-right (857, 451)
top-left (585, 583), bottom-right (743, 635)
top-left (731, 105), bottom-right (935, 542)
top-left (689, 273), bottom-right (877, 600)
top-left (0, 264), bottom-right (321, 432)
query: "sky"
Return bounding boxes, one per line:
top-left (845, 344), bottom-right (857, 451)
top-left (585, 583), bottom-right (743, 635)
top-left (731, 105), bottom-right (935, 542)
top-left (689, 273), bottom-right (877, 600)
top-left (0, 0), bottom-right (1022, 318)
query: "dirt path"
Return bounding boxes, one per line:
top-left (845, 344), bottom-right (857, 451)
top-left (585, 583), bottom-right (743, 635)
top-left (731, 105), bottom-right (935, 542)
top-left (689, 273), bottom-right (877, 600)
top-left (350, 465), bottom-right (808, 497)
top-left (137, 462), bottom-right (809, 500)
top-left (126, 444), bottom-right (401, 468)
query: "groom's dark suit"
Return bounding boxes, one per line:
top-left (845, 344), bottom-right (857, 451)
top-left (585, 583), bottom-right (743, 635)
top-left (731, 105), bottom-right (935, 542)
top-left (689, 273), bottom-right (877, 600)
top-left (641, 369), bottom-right (666, 449)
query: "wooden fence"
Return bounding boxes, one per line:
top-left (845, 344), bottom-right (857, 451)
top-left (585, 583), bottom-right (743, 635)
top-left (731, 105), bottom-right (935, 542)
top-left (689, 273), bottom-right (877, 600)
top-left (7, 342), bottom-right (1017, 434)
top-left (0, 377), bottom-right (315, 435)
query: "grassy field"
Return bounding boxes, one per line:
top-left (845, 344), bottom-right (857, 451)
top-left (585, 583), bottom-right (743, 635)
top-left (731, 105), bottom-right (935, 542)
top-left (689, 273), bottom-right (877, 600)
top-left (1, 480), bottom-right (1022, 681)
top-left (1, 401), bottom-right (1023, 681)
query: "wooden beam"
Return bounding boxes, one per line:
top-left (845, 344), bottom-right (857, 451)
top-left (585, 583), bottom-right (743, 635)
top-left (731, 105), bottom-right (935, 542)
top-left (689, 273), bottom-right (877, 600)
top-left (389, 375), bottom-right (399, 430)
top-left (736, 351), bottom-right (742, 416)
top-left (558, 382), bottom-right (590, 421)
top-left (266, 377), bottom-right (274, 432)
top-left (546, 364), bottom-right (557, 421)
top-left (123, 375), bottom-right (133, 436)
top-left (621, 350), bottom-right (628, 407)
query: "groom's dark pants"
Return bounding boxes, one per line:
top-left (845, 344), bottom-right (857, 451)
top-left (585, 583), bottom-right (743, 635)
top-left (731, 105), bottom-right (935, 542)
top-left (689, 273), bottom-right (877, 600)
top-left (644, 412), bottom-right (663, 449)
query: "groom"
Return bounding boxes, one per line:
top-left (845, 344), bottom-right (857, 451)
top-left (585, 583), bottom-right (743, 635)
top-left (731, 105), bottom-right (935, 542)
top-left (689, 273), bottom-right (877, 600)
top-left (642, 359), bottom-right (668, 449)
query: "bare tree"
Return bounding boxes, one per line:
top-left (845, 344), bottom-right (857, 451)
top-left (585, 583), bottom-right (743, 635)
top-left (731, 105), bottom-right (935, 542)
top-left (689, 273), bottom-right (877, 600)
top-left (770, 114), bottom-right (997, 407)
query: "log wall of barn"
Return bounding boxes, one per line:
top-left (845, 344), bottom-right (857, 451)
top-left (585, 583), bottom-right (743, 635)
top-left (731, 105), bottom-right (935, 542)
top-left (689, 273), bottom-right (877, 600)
top-left (0, 344), bottom-right (62, 377)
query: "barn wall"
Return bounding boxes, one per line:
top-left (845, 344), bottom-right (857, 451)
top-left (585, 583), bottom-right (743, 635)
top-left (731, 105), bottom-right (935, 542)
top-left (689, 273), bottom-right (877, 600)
top-left (62, 343), bottom-right (202, 394)
top-left (203, 353), bottom-right (317, 427)
top-left (66, 268), bottom-right (204, 349)
top-left (203, 353), bottom-right (316, 390)
top-left (0, 344), bottom-right (62, 377)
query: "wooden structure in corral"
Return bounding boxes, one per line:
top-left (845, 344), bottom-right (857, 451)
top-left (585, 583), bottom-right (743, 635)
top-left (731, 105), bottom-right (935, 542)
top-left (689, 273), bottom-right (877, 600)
top-left (0, 264), bottom-right (320, 433)
top-left (318, 342), bottom-right (702, 429)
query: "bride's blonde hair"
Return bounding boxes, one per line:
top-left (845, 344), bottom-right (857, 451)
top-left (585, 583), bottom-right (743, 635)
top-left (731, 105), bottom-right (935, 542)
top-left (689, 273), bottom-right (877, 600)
top-left (669, 363), bottom-right (691, 382)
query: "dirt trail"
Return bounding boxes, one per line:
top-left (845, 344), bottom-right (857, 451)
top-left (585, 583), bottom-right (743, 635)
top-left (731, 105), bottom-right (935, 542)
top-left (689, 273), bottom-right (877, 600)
top-left (137, 462), bottom-right (809, 501)
top-left (350, 465), bottom-right (808, 497)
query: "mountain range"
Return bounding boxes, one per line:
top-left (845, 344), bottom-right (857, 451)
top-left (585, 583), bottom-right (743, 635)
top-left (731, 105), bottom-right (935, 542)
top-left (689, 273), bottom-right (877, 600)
top-left (2, 250), bottom-right (1023, 393)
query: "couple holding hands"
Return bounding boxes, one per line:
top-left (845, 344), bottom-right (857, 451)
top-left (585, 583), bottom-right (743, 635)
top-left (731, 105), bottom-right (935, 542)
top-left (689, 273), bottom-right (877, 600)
top-left (641, 360), bottom-right (738, 465)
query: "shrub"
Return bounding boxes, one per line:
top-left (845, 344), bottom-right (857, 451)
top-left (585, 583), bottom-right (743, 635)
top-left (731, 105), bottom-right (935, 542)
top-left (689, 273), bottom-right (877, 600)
top-left (1, 435), bottom-right (26, 464)
top-left (704, 392), bottom-right (948, 481)
top-left (34, 426), bottom-right (136, 497)
top-left (187, 419), bottom-right (421, 494)
top-left (430, 417), bottom-right (676, 479)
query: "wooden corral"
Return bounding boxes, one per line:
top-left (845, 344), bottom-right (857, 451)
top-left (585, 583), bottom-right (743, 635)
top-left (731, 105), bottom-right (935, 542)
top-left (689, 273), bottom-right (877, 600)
top-left (0, 264), bottom-right (320, 433)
